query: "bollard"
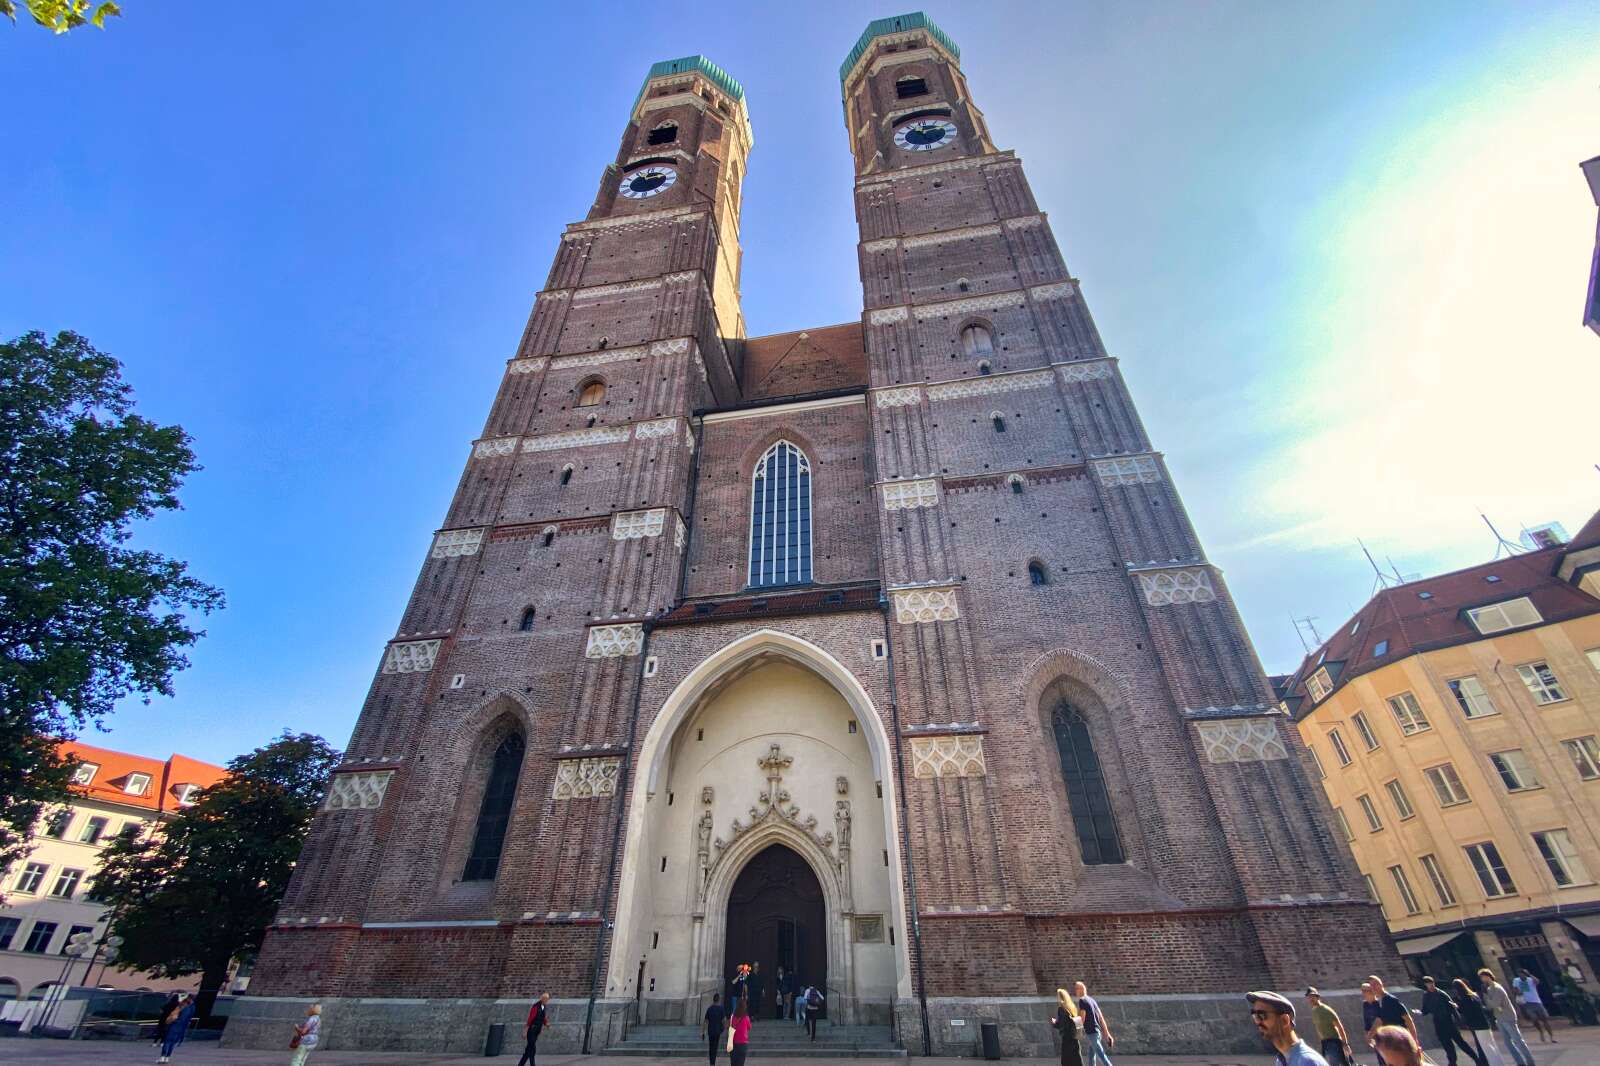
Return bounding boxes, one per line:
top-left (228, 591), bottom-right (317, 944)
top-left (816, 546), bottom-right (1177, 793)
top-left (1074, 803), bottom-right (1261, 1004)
top-left (485, 1021), bottom-right (506, 1056)
top-left (980, 1020), bottom-right (1001, 1060)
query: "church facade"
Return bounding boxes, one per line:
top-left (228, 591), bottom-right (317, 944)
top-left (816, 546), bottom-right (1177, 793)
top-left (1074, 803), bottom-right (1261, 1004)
top-left (229, 14), bottom-right (1397, 1055)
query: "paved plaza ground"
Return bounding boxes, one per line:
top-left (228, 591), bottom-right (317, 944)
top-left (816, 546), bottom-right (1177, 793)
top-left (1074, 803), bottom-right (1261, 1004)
top-left (4, 1026), bottom-right (1600, 1066)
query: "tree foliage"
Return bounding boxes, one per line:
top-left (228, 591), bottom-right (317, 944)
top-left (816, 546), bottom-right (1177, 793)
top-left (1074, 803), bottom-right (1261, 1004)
top-left (92, 731), bottom-right (342, 1014)
top-left (1, 0), bottom-right (120, 33)
top-left (0, 330), bottom-right (222, 884)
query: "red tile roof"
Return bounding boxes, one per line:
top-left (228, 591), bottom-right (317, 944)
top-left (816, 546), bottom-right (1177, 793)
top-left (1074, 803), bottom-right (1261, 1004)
top-left (59, 740), bottom-right (228, 815)
top-left (739, 322), bottom-right (867, 401)
top-left (1283, 545), bottom-right (1600, 717)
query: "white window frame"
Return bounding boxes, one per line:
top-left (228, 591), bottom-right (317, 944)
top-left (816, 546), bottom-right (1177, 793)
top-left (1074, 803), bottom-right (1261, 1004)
top-left (1384, 779), bottom-right (1416, 820)
top-left (1389, 864), bottom-right (1422, 914)
top-left (48, 868), bottom-right (83, 899)
top-left (1306, 667), bottom-right (1334, 703)
top-left (1447, 675), bottom-right (1497, 719)
top-left (1488, 749), bottom-right (1540, 793)
top-left (1328, 729), bottom-right (1352, 766)
top-left (1532, 829), bottom-right (1590, 887)
top-left (1425, 762), bottom-right (1471, 807)
top-left (1357, 793), bottom-right (1384, 832)
top-left (747, 440), bottom-right (813, 588)
top-left (1352, 711), bottom-right (1380, 751)
top-left (1466, 597), bottom-right (1542, 635)
top-left (1464, 840), bottom-right (1516, 898)
top-left (123, 772), bottom-right (151, 796)
top-left (15, 862), bottom-right (48, 894)
top-left (70, 763), bottom-right (98, 786)
top-left (1386, 691), bottom-right (1431, 736)
top-left (1420, 853), bottom-right (1457, 906)
top-left (1588, 648), bottom-right (1600, 674)
top-left (1516, 662), bottom-right (1568, 705)
top-left (1563, 735), bottom-right (1600, 780)
top-left (78, 816), bottom-right (108, 844)
top-left (172, 784), bottom-right (200, 806)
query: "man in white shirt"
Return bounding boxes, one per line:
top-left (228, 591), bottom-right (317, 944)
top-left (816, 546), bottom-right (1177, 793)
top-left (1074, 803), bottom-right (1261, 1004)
top-left (1478, 968), bottom-right (1534, 1066)
top-left (1510, 970), bottom-right (1554, 1044)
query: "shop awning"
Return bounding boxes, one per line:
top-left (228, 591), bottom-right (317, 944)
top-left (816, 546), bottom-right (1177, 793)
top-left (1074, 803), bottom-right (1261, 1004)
top-left (1563, 914), bottom-right (1600, 938)
top-left (1394, 931), bottom-right (1463, 956)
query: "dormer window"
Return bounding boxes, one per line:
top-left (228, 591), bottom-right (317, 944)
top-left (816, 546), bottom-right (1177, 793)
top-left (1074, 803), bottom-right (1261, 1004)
top-left (123, 773), bottom-right (151, 796)
top-left (1466, 597), bottom-right (1541, 635)
top-left (172, 784), bottom-right (200, 806)
top-left (896, 76), bottom-right (928, 99)
top-left (1306, 667), bottom-right (1334, 703)
top-left (71, 763), bottom-right (98, 786)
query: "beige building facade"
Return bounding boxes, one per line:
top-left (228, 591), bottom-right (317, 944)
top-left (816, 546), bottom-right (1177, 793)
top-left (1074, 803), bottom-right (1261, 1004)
top-left (0, 741), bottom-right (225, 1002)
top-left (1286, 514), bottom-right (1600, 1004)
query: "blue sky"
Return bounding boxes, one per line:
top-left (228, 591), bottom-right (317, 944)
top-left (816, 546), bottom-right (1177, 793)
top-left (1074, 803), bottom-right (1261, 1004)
top-left (3, 3), bottom-right (1597, 766)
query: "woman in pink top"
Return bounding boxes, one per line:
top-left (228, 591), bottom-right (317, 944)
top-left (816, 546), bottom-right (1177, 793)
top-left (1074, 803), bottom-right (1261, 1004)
top-left (729, 995), bottom-right (753, 1066)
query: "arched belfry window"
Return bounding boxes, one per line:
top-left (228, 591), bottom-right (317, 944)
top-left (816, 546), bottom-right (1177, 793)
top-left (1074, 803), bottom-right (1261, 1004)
top-left (748, 440), bottom-right (812, 588)
top-left (1049, 693), bottom-right (1124, 865)
top-left (1028, 560), bottom-right (1048, 586)
top-left (577, 380), bottom-right (605, 407)
top-left (961, 323), bottom-right (994, 356)
top-left (462, 731), bottom-right (526, 881)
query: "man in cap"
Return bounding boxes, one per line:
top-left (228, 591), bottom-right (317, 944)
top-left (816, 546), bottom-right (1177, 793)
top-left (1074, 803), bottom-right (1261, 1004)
top-left (1248, 990), bottom-right (1331, 1066)
top-left (1305, 987), bottom-right (1353, 1066)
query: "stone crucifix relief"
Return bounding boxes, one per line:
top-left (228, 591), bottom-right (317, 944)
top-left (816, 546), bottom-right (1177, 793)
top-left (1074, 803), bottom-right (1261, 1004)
top-left (703, 742), bottom-right (838, 904)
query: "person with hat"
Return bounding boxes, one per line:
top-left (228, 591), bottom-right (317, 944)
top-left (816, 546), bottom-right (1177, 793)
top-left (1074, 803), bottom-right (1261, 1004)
top-left (1306, 987), bottom-right (1353, 1066)
top-left (1248, 990), bottom-right (1331, 1066)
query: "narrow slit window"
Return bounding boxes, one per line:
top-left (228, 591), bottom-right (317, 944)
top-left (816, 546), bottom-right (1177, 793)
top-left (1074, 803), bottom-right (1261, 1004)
top-left (1028, 561), bottom-right (1048, 586)
top-left (560, 466), bottom-right (573, 486)
top-left (992, 413), bottom-right (1006, 433)
top-left (518, 608), bottom-right (536, 633)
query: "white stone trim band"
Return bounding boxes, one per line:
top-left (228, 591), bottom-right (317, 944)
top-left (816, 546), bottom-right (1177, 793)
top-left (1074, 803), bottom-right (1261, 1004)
top-left (585, 623), bottom-right (644, 659)
top-left (430, 528), bottom-right (485, 558)
top-left (910, 735), bottom-right (987, 778)
top-left (323, 770), bottom-right (395, 811)
top-left (891, 586), bottom-right (960, 624)
top-left (382, 639), bottom-right (441, 674)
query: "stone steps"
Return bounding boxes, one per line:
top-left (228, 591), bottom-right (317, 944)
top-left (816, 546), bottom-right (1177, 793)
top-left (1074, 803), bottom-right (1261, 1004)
top-left (616, 1024), bottom-right (904, 1058)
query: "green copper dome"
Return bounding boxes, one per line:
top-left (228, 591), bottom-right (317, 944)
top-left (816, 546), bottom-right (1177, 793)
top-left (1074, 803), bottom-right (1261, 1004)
top-left (839, 12), bottom-right (959, 87)
top-left (633, 55), bottom-right (744, 115)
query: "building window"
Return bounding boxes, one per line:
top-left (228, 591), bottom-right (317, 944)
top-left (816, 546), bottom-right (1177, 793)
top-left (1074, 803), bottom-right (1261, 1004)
top-left (173, 784), bottom-right (200, 806)
top-left (123, 773), bottom-right (150, 796)
top-left (15, 862), bottom-right (48, 894)
top-left (559, 465), bottom-right (573, 486)
top-left (21, 921), bottom-right (58, 954)
top-left (1008, 475), bottom-right (1024, 494)
top-left (1489, 750), bottom-right (1540, 793)
top-left (748, 441), bottom-right (812, 588)
top-left (1356, 793), bottom-right (1384, 832)
top-left (79, 816), bottom-right (108, 845)
top-left (1027, 560), bottom-right (1048, 586)
top-left (41, 810), bottom-right (71, 839)
top-left (518, 608), bottom-right (536, 633)
top-left (1447, 675), bottom-right (1497, 718)
top-left (1049, 697), bottom-right (1125, 865)
top-left (1362, 873), bottom-right (1385, 916)
top-left (1424, 763), bottom-right (1471, 807)
top-left (59, 924), bottom-right (94, 955)
top-left (1563, 735), bottom-right (1600, 780)
top-left (1516, 662), bottom-right (1567, 705)
top-left (0, 917), bottom-right (18, 951)
top-left (1420, 853), bottom-right (1458, 906)
top-left (1466, 597), bottom-right (1542, 635)
top-left (1327, 729), bottom-right (1352, 766)
top-left (1307, 667), bottom-right (1334, 703)
top-left (49, 868), bottom-right (83, 899)
top-left (1385, 779), bottom-right (1416, 820)
top-left (1334, 807), bottom-right (1354, 843)
top-left (1352, 711), bottom-right (1380, 751)
top-left (1308, 744), bottom-right (1326, 779)
top-left (1533, 829), bottom-right (1590, 887)
top-left (960, 323), bottom-right (994, 356)
top-left (576, 380), bottom-right (605, 407)
top-left (118, 821), bottom-right (141, 841)
top-left (71, 763), bottom-right (98, 786)
top-left (991, 413), bottom-right (1006, 432)
top-left (1588, 648), bottom-right (1600, 673)
top-left (896, 75), bottom-right (929, 98)
top-left (1464, 841), bottom-right (1516, 898)
top-left (647, 122), bottom-right (678, 145)
top-left (1372, 640), bottom-right (1389, 658)
top-left (462, 731), bottom-right (526, 882)
top-left (1386, 691), bottom-right (1431, 736)
top-left (1389, 865), bottom-right (1422, 915)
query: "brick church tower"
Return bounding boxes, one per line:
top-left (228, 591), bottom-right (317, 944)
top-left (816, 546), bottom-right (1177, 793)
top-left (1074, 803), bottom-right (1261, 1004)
top-left (231, 15), bottom-right (1396, 1055)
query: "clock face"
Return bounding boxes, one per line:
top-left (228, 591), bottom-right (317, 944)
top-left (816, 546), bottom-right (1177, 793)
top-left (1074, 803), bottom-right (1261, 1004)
top-left (620, 165), bottom-right (678, 199)
top-left (894, 117), bottom-right (957, 152)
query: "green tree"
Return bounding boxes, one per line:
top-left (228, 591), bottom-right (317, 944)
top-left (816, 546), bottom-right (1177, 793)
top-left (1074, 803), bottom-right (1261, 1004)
top-left (1, 0), bottom-right (120, 33)
top-left (0, 330), bottom-right (222, 887)
top-left (92, 731), bottom-right (342, 1016)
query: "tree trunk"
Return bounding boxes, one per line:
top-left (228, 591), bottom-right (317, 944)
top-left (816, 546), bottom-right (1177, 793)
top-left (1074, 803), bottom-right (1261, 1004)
top-left (196, 957), bottom-right (229, 1019)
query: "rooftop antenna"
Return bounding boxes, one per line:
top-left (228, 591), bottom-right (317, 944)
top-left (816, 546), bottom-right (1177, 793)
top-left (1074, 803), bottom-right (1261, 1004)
top-left (1293, 614), bottom-right (1324, 648)
top-left (1383, 555), bottom-right (1410, 586)
top-left (1360, 539), bottom-right (1397, 593)
top-left (1481, 512), bottom-right (1526, 559)
top-left (1290, 615), bottom-right (1312, 656)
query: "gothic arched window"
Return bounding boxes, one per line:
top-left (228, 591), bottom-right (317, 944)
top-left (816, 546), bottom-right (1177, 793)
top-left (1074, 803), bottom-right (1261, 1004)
top-left (560, 465), bottom-right (573, 486)
top-left (462, 731), bottom-right (526, 881)
top-left (1050, 697), bottom-right (1124, 865)
top-left (577, 380), bottom-right (605, 407)
top-left (748, 440), bottom-right (812, 588)
top-left (1028, 560), bottom-right (1048, 586)
top-left (961, 323), bottom-right (994, 356)
top-left (992, 413), bottom-right (1007, 433)
top-left (518, 608), bottom-right (536, 632)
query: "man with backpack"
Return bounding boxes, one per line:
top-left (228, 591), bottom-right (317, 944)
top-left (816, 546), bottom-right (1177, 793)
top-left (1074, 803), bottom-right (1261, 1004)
top-left (799, 983), bottom-right (824, 1039)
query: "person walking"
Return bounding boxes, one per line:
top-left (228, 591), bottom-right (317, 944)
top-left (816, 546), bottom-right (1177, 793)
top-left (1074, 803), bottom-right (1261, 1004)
top-left (1369, 976), bottom-right (1419, 1044)
top-left (1420, 976), bottom-right (1486, 1066)
top-left (517, 993), bottom-right (550, 1066)
top-left (1051, 988), bottom-right (1085, 1066)
top-left (728, 995), bottom-right (752, 1066)
top-left (1479, 969), bottom-right (1535, 1066)
top-left (1074, 981), bottom-right (1115, 1066)
top-left (1372, 1025), bottom-right (1425, 1066)
top-left (1247, 990), bottom-right (1330, 1066)
top-left (795, 978), bottom-right (808, 1027)
top-left (156, 992), bottom-right (196, 1063)
top-left (289, 1004), bottom-right (322, 1066)
top-left (1511, 971), bottom-right (1555, 1044)
top-left (1306, 987), bottom-right (1354, 1066)
top-left (1361, 984), bottom-right (1384, 1066)
top-left (1451, 978), bottom-right (1504, 1066)
top-left (701, 993), bottom-right (726, 1066)
top-left (748, 962), bottom-right (766, 1021)
top-left (153, 992), bottom-right (181, 1049)
top-left (801, 983), bottom-right (825, 1040)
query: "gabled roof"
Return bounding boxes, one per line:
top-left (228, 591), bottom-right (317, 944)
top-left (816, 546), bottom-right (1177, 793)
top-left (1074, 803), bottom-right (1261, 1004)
top-left (1283, 545), bottom-right (1600, 718)
top-left (60, 739), bottom-right (228, 815)
top-left (739, 322), bottom-right (867, 402)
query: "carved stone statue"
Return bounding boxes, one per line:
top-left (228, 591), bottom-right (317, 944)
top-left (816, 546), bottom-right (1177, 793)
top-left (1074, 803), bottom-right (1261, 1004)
top-left (701, 785), bottom-right (714, 805)
top-left (835, 800), bottom-right (851, 849)
top-left (697, 810), bottom-right (712, 869)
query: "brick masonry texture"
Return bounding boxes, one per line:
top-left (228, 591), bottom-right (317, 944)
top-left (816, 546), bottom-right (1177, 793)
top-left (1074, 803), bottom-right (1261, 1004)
top-left (237, 24), bottom-right (1400, 1056)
